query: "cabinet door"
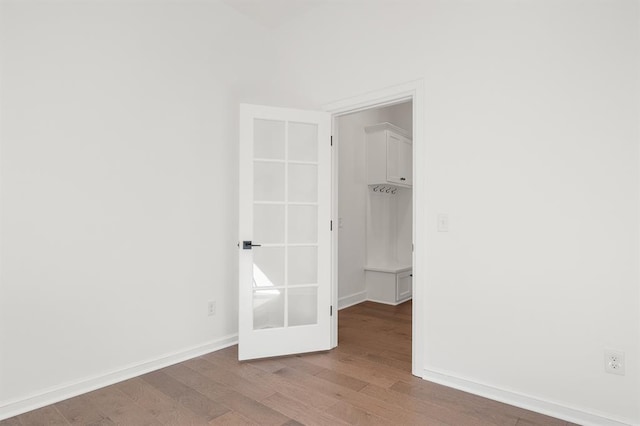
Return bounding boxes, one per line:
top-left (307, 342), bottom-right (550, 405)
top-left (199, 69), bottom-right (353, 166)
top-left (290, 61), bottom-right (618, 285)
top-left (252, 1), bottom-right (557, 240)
top-left (386, 133), bottom-right (412, 186)
top-left (396, 271), bottom-right (412, 302)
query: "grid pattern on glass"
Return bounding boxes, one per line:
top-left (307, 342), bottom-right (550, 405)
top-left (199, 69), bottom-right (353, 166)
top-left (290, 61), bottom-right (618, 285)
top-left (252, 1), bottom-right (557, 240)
top-left (254, 162), bottom-right (285, 202)
top-left (287, 205), bottom-right (317, 244)
top-left (253, 289), bottom-right (284, 329)
top-left (253, 118), bottom-right (319, 331)
top-left (254, 119), bottom-right (285, 160)
top-left (253, 247), bottom-right (284, 288)
top-left (254, 204), bottom-right (285, 244)
top-left (288, 122), bottom-right (318, 162)
top-left (288, 287), bottom-right (318, 327)
top-left (288, 164), bottom-right (318, 203)
top-left (288, 246), bottom-right (318, 285)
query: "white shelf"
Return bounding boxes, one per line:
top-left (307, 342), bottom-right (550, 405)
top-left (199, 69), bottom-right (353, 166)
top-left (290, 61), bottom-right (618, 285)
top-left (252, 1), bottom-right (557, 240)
top-left (364, 264), bottom-right (412, 274)
top-left (364, 122), bottom-right (410, 138)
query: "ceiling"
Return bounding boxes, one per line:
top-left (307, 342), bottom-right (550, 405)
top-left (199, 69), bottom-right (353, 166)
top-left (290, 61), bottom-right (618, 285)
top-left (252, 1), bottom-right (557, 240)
top-left (222, 0), bottom-right (324, 29)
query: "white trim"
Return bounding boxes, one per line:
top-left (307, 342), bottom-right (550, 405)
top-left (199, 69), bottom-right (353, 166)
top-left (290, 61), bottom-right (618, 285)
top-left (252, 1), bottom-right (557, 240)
top-left (324, 81), bottom-right (418, 114)
top-left (324, 79), bottom-right (425, 377)
top-left (423, 369), bottom-right (636, 426)
top-left (411, 79), bottom-right (426, 378)
top-left (338, 291), bottom-right (368, 310)
top-left (0, 334), bottom-right (238, 421)
top-left (364, 265), bottom-right (412, 273)
top-left (329, 116), bottom-right (340, 349)
top-left (366, 297), bottom-right (411, 307)
top-left (364, 122), bottom-right (411, 138)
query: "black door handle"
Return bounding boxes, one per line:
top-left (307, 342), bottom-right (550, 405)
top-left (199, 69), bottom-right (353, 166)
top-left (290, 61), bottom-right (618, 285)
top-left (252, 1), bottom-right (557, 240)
top-left (242, 241), bottom-right (262, 250)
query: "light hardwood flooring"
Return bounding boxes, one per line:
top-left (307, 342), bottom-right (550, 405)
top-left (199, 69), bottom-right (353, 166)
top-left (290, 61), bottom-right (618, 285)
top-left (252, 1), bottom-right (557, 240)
top-left (0, 301), bottom-right (574, 425)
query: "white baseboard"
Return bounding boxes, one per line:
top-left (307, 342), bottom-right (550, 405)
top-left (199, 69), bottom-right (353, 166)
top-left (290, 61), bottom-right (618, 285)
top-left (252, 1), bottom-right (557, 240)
top-left (0, 334), bottom-right (238, 421)
top-left (423, 368), bottom-right (635, 426)
top-left (366, 298), bottom-right (398, 306)
top-left (366, 297), bottom-right (411, 306)
top-left (338, 290), bottom-right (367, 310)
top-left (339, 292), bottom-right (412, 309)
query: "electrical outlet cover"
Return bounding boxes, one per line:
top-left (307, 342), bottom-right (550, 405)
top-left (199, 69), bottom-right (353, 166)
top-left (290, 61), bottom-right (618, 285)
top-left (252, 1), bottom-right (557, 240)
top-left (604, 349), bottom-right (625, 375)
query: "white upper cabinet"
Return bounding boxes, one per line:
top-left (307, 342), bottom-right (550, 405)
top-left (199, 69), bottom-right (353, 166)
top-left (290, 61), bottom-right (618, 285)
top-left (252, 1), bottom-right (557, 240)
top-left (365, 123), bottom-right (412, 188)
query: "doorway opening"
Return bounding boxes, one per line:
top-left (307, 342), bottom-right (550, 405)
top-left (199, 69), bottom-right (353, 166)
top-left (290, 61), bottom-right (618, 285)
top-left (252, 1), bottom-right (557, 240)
top-left (237, 81), bottom-right (424, 372)
top-left (327, 80), bottom-right (424, 377)
top-left (335, 101), bottom-right (413, 370)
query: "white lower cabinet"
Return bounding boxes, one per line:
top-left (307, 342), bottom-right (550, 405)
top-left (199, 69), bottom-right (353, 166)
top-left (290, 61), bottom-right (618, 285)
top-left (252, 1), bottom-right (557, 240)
top-left (365, 266), bottom-right (412, 305)
top-left (396, 270), bottom-right (412, 301)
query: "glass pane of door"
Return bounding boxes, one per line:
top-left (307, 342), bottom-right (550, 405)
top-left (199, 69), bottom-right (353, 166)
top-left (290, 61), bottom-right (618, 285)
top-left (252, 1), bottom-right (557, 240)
top-left (251, 119), bottom-right (320, 330)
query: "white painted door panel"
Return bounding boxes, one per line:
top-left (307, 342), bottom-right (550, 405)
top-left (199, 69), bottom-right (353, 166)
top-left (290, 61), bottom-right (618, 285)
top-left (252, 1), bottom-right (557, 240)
top-left (238, 104), bottom-right (331, 360)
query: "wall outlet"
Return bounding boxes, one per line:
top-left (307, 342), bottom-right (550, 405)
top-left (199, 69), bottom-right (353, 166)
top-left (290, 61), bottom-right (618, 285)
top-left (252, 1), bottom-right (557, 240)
top-left (437, 214), bottom-right (449, 232)
top-left (604, 349), bottom-right (625, 375)
top-left (207, 301), bottom-right (216, 317)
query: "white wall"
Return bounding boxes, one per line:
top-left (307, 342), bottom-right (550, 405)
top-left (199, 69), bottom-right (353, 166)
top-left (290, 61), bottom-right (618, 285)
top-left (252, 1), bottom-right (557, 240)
top-left (268, 1), bottom-right (640, 424)
top-left (0, 0), bottom-right (268, 415)
top-left (337, 103), bottom-right (412, 306)
top-left (1, 1), bottom-right (639, 424)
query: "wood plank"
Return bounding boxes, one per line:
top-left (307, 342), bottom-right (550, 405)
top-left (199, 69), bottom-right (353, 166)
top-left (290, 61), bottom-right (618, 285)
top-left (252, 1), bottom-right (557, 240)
top-left (140, 370), bottom-right (229, 421)
top-left (241, 358), bottom-right (286, 373)
top-left (260, 392), bottom-right (350, 426)
top-left (325, 401), bottom-right (397, 426)
top-left (280, 420), bottom-right (304, 426)
top-left (0, 417), bottom-right (21, 426)
top-left (84, 387), bottom-right (161, 426)
top-left (390, 380), bottom-right (518, 425)
top-left (513, 413), bottom-right (567, 426)
top-left (17, 406), bottom-right (70, 426)
top-left (214, 391), bottom-right (291, 425)
top-left (272, 366), bottom-right (439, 425)
top-left (182, 357), bottom-right (274, 401)
top-left (115, 377), bottom-right (210, 425)
top-left (300, 352), bottom-right (399, 388)
top-left (161, 360), bottom-right (287, 424)
top-left (206, 411), bottom-right (258, 426)
top-left (55, 393), bottom-right (114, 425)
top-left (333, 341), bottom-right (411, 372)
top-left (360, 382), bottom-right (501, 426)
top-left (275, 356), bottom-right (325, 376)
top-left (162, 363), bottom-right (233, 401)
top-left (314, 369), bottom-right (368, 391)
top-left (202, 355), bottom-right (339, 411)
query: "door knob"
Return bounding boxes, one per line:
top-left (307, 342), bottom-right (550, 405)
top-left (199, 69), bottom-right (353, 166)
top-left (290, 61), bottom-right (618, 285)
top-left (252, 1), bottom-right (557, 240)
top-left (242, 240), bottom-right (262, 250)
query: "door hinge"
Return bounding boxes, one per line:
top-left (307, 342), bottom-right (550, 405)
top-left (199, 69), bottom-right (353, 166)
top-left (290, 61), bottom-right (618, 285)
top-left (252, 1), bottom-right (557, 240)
top-left (330, 220), bottom-right (333, 231)
top-left (330, 305), bottom-right (333, 316)
top-left (331, 136), bottom-right (333, 146)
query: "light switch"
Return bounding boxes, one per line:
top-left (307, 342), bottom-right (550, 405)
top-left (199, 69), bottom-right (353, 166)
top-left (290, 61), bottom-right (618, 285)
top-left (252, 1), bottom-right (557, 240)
top-left (437, 214), bottom-right (449, 232)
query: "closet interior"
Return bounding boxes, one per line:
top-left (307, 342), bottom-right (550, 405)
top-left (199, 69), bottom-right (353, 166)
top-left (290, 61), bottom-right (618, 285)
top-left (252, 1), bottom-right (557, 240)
top-left (337, 101), bottom-right (413, 308)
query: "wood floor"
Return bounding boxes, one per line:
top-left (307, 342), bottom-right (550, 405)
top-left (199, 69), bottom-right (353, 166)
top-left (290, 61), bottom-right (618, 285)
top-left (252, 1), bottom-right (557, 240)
top-left (1, 301), bottom-right (573, 426)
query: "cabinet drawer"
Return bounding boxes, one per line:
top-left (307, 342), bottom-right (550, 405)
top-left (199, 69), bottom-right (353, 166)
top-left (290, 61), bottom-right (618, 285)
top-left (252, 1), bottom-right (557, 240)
top-left (396, 271), bottom-right (412, 302)
top-left (365, 268), bottom-right (412, 305)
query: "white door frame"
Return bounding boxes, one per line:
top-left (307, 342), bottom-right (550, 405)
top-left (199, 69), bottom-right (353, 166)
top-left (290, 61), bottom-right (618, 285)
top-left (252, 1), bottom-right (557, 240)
top-left (324, 79), bottom-right (425, 377)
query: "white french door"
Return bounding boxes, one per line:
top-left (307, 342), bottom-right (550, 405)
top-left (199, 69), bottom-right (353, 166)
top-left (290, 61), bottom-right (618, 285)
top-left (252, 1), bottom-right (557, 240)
top-left (238, 104), bottom-right (332, 361)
